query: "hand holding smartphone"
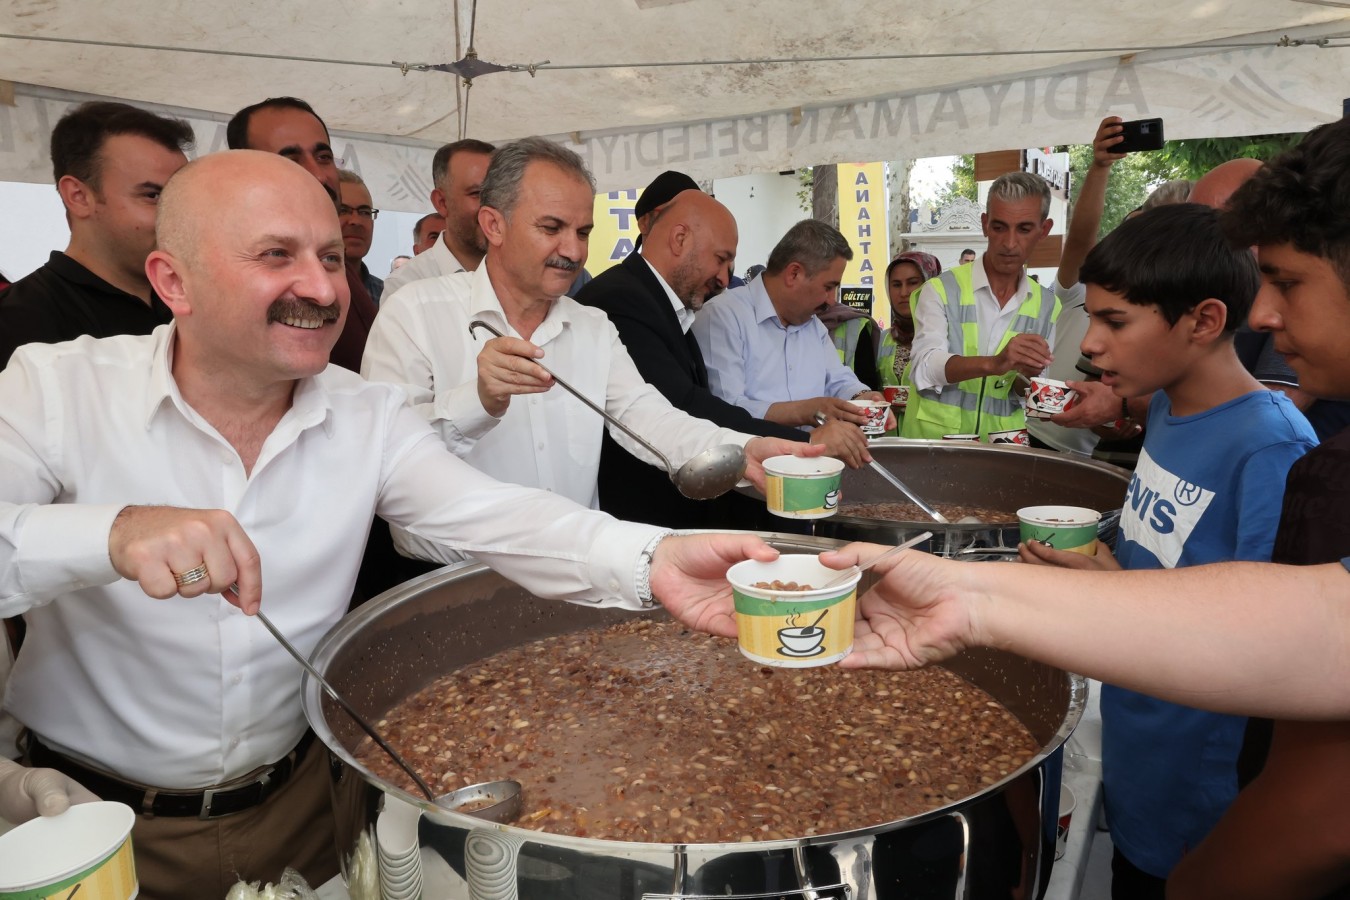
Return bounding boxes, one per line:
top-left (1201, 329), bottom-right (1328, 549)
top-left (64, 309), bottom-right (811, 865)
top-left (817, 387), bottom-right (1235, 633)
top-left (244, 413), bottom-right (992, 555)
top-left (1114, 117), bottom-right (1165, 153)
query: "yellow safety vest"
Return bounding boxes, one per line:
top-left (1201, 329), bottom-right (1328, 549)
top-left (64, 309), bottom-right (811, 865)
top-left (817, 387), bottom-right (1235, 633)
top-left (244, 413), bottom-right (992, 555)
top-left (900, 265), bottom-right (1060, 440)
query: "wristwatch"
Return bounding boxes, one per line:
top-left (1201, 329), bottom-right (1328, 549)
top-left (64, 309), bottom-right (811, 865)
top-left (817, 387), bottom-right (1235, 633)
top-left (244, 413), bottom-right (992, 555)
top-left (635, 532), bottom-right (669, 608)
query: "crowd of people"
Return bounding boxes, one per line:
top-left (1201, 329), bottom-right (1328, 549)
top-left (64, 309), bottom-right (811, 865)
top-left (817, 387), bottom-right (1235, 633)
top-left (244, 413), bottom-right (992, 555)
top-left (0, 93), bottom-right (1348, 900)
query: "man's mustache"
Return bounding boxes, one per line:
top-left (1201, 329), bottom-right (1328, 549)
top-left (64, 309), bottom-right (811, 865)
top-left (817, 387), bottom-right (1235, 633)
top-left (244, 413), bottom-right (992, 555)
top-left (545, 255), bottom-right (581, 272)
top-left (267, 298), bottom-right (340, 324)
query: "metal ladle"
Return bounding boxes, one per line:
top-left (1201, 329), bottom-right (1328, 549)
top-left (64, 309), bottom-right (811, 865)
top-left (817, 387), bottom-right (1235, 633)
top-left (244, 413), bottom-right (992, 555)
top-left (468, 319), bottom-right (747, 499)
top-left (250, 604), bottom-right (521, 822)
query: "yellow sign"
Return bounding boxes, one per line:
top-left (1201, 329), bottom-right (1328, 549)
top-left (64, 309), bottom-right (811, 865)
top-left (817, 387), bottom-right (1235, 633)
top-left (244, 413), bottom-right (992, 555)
top-left (586, 188), bottom-right (642, 275)
top-left (836, 162), bottom-right (889, 326)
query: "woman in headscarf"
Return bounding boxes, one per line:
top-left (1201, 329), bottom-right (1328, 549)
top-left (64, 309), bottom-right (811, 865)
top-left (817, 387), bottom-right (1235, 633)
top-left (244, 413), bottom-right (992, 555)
top-left (878, 251), bottom-right (941, 434)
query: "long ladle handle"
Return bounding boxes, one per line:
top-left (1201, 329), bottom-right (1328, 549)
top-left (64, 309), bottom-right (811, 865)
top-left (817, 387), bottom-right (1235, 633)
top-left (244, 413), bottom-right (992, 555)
top-left (467, 319), bottom-right (677, 474)
top-left (254, 609), bottom-right (438, 803)
top-left (866, 460), bottom-right (950, 525)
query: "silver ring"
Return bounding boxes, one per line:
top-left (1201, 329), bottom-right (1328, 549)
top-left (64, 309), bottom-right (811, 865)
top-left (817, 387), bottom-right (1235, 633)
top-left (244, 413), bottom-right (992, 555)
top-left (813, 411), bottom-right (828, 427)
top-left (173, 563), bottom-right (209, 587)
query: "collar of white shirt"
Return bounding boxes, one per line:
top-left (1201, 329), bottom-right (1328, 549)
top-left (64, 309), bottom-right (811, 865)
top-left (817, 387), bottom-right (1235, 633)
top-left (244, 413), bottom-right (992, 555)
top-left (143, 324), bottom-right (336, 439)
top-left (636, 250), bottom-right (695, 334)
top-left (970, 254), bottom-right (1035, 307)
top-left (468, 261), bottom-right (575, 347)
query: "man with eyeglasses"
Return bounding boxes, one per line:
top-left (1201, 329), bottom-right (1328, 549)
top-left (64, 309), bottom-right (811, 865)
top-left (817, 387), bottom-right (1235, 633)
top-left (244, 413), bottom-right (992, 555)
top-left (337, 169), bottom-right (383, 305)
top-left (227, 97), bottom-right (378, 372)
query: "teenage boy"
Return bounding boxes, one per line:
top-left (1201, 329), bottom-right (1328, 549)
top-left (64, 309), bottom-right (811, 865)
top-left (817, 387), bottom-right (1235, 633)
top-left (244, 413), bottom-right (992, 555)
top-left (1019, 202), bottom-right (1317, 898)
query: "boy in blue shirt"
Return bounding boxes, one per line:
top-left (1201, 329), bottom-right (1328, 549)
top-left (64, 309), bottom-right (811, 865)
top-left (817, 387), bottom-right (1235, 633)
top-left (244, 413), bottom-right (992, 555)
top-left (1020, 202), bottom-right (1318, 898)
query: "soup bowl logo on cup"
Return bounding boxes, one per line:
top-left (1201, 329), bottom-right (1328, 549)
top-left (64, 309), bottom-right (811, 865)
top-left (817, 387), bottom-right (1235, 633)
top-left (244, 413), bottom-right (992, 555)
top-left (727, 555), bottom-right (861, 668)
top-left (763, 455), bottom-right (845, 519)
top-left (848, 398), bottom-right (890, 436)
top-left (1025, 377), bottom-right (1081, 419)
top-left (1017, 505), bottom-right (1101, 556)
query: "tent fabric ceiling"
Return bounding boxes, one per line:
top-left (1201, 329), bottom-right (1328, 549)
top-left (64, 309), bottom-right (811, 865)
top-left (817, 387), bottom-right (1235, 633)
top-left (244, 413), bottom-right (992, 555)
top-left (2, 1), bottom-right (1348, 205)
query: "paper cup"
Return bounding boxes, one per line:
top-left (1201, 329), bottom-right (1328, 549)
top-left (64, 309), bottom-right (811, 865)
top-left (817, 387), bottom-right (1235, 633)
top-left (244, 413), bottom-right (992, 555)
top-left (1025, 377), bottom-right (1081, 419)
top-left (1055, 784), bottom-right (1076, 861)
top-left (882, 385), bottom-right (909, 408)
top-left (988, 428), bottom-right (1030, 447)
top-left (763, 456), bottom-right (845, 519)
top-left (0, 802), bottom-right (137, 900)
top-left (941, 433), bottom-right (980, 442)
top-left (1018, 505), bottom-right (1100, 555)
top-left (848, 398), bottom-right (889, 435)
top-left (727, 555), bottom-right (860, 667)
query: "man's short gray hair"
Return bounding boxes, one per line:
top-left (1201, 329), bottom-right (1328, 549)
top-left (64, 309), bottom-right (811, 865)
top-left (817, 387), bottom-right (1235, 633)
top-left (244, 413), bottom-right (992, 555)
top-left (337, 168), bottom-right (364, 186)
top-left (1142, 179), bottom-right (1194, 210)
top-left (479, 137), bottom-right (596, 218)
top-left (431, 138), bottom-right (495, 192)
top-left (988, 171), bottom-right (1052, 220)
top-left (765, 219), bottom-right (854, 277)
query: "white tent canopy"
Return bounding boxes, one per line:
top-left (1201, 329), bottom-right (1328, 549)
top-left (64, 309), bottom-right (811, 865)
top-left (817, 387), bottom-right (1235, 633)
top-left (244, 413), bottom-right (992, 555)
top-left (2, 1), bottom-right (1347, 210)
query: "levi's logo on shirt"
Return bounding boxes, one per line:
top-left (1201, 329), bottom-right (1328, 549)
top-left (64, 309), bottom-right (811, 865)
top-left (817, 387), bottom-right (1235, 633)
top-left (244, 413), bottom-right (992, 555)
top-left (1121, 449), bottom-right (1214, 568)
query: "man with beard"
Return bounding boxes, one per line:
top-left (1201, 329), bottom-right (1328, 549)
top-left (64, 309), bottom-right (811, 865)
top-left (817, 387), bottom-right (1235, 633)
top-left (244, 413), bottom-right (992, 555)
top-left (226, 97), bottom-right (378, 373)
top-left (577, 191), bottom-right (863, 527)
top-left (381, 138), bottom-right (496, 297)
top-left (0, 149), bottom-right (785, 897)
top-left (691, 219), bottom-right (881, 465)
top-left (362, 137), bottom-right (818, 565)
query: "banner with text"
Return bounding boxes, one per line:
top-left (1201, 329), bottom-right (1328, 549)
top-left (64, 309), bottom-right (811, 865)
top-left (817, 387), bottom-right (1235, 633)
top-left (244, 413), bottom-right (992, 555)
top-left (837, 162), bottom-right (888, 326)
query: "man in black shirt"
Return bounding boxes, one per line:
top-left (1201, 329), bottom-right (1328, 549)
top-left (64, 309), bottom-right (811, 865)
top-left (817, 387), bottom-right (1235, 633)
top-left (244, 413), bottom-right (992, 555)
top-left (0, 102), bottom-right (193, 368)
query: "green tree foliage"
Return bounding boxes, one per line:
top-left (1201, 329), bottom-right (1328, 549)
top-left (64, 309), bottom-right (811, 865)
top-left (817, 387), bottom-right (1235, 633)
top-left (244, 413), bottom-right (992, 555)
top-left (1064, 143), bottom-right (1157, 240)
top-left (1146, 133), bottom-right (1304, 181)
top-left (934, 155), bottom-right (977, 207)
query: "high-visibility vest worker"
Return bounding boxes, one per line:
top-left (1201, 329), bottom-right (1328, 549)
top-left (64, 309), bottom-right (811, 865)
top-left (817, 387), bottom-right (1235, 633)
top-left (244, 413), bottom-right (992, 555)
top-left (899, 265), bottom-right (1060, 440)
top-left (829, 318), bottom-right (869, 369)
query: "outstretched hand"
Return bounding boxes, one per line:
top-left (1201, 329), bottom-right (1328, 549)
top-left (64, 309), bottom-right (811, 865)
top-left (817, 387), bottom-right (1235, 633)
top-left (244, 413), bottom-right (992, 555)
top-left (649, 533), bottom-right (779, 637)
top-left (815, 543), bottom-right (986, 670)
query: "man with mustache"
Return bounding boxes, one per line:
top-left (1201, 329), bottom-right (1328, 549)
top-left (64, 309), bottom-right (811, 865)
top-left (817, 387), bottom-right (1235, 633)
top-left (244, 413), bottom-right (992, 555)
top-left (691, 219), bottom-right (881, 467)
top-left (0, 150), bottom-right (784, 897)
top-left (900, 171), bottom-right (1063, 440)
top-left (362, 138), bottom-right (817, 566)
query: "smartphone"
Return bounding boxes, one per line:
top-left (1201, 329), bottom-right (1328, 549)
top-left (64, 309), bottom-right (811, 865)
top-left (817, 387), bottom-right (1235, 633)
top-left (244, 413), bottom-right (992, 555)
top-left (1114, 117), bottom-right (1165, 153)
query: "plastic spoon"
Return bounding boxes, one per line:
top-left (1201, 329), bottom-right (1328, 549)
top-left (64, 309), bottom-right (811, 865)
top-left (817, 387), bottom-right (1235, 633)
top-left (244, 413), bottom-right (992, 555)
top-left (469, 319), bottom-right (746, 500)
top-left (819, 531), bottom-right (934, 590)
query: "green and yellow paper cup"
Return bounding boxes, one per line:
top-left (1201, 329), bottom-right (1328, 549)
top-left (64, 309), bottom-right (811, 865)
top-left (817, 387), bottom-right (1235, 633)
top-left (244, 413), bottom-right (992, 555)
top-left (763, 455), bottom-right (845, 519)
top-left (0, 801), bottom-right (138, 900)
top-left (727, 555), bottom-right (860, 667)
top-left (1017, 505), bottom-right (1101, 556)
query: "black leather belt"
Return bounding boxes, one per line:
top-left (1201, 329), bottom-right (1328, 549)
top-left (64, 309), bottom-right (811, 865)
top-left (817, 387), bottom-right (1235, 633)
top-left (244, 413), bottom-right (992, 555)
top-left (25, 730), bottom-right (316, 820)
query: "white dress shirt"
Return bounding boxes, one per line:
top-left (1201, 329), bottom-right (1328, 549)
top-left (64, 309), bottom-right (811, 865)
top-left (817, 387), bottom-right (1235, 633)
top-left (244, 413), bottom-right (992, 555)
top-left (381, 234), bottom-right (468, 299)
top-left (908, 255), bottom-right (1063, 392)
top-left (0, 326), bottom-right (665, 788)
top-left (361, 265), bottom-right (752, 564)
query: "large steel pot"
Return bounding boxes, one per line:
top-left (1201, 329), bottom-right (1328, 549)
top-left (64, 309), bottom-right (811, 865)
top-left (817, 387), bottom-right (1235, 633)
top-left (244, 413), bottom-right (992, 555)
top-left (816, 440), bottom-right (1131, 558)
top-left (304, 533), bottom-right (1086, 900)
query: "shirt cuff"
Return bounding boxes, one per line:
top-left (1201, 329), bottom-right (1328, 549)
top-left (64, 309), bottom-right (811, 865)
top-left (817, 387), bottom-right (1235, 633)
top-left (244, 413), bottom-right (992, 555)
top-left (436, 382), bottom-right (502, 447)
top-left (584, 520), bottom-right (670, 608)
top-left (21, 503), bottom-right (123, 593)
top-left (911, 351), bottom-right (955, 392)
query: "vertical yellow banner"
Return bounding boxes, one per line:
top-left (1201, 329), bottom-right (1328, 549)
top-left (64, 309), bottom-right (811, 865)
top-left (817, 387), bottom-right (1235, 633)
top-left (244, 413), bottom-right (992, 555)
top-left (836, 162), bottom-right (889, 326)
top-left (586, 188), bottom-right (642, 276)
